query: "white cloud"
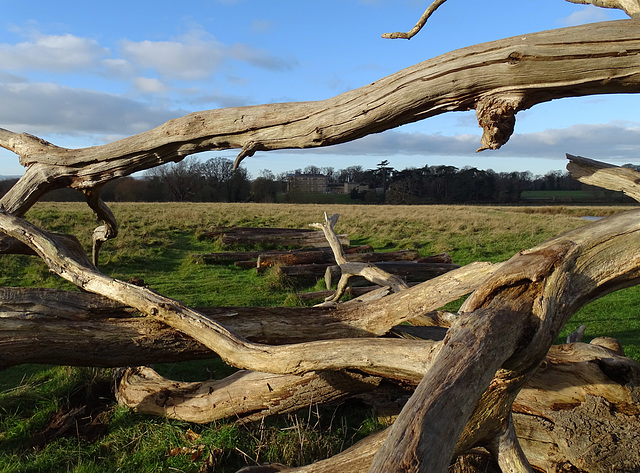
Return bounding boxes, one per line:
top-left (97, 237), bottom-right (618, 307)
top-left (228, 43), bottom-right (298, 71)
top-left (120, 29), bottom-right (298, 81)
top-left (101, 58), bottom-right (136, 79)
top-left (120, 32), bottom-right (226, 81)
top-left (133, 77), bottom-right (169, 94)
top-left (294, 123), bottom-right (640, 166)
top-left (0, 33), bottom-right (109, 72)
top-left (0, 81), bottom-right (183, 136)
top-left (560, 5), bottom-right (611, 26)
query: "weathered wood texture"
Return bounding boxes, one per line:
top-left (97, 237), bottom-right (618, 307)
top-left (1, 20), bottom-right (639, 221)
top-left (116, 368), bottom-right (385, 424)
top-left (0, 261), bottom-right (495, 368)
top-left (1, 7), bottom-right (640, 472)
top-left (238, 342), bottom-right (640, 473)
top-left (3, 205), bottom-right (640, 473)
top-left (325, 262), bottom-right (460, 286)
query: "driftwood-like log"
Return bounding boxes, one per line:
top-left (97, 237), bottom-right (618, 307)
top-left (567, 153), bottom-right (640, 202)
top-left (0, 261), bottom-right (497, 368)
top-left (116, 368), bottom-right (385, 424)
top-left (1, 20), bottom-right (639, 226)
top-left (4, 204), bottom-right (640, 473)
top-left (241, 342), bottom-right (640, 473)
top-left (256, 249), bottom-right (421, 271)
top-left (311, 213), bottom-right (411, 301)
top-left (0, 10), bottom-right (639, 471)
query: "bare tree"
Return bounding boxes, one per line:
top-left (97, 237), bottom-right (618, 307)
top-left (1, 2), bottom-right (640, 472)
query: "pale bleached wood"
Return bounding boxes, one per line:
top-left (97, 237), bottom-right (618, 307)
top-left (1, 20), bottom-right (640, 222)
top-left (566, 154), bottom-right (640, 202)
top-left (370, 208), bottom-right (640, 472)
top-left (0, 262), bottom-right (499, 369)
top-left (0, 210), bottom-right (443, 381)
top-left (6, 206), bottom-right (640, 471)
top-left (116, 367), bottom-right (383, 424)
top-left (238, 343), bottom-right (640, 473)
top-left (311, 213), bottom-right (410, 302)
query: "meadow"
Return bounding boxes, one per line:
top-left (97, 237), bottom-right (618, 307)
top-left (1, 202), bottom-right (638, 472)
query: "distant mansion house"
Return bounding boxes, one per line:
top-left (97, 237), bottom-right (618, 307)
top-left (286, 172), bottom-right (360, 194)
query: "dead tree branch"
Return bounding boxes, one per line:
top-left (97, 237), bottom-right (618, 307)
top-left (311, 213), bottom-right (409, 303)
top-left (381, 0), bottom-right (449, 39)
top-left (566, 154), bottom-right (640, 202)
top-left (1, 20), bottom-right (638, 228)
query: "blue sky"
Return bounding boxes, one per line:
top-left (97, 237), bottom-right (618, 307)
top-left (0, 0), bottom-right (637, 178)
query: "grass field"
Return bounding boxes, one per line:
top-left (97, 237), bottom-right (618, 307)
top-left (1, 202), bottom-right (639, 472)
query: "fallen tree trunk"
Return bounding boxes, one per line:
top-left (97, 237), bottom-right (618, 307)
top-left (235, 342), bottom-right (640, 473)
top-left (2, 21), bottom-right (639, 223)
top-left (3, 206), bottom-right (640, 473)
top-left (116, 368), bottom-right (386, 424)
top-left (0, 262), bottom-right (494, 368)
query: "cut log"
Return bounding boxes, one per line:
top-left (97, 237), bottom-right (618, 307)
top-left (256, 250), bottom-right (334, 270)
top-left (273, 264), bottom-right (333, 287)
top-left (417, 252), bottom-right (454, 264)
top-left (197, 226), bottom-right (350, 249)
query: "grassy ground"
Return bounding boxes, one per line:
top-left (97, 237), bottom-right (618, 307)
top-left (1, 202), bottom-right (638, 472)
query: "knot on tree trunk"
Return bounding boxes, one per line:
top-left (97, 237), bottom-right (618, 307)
top-left (475, 95), bottom-right (523, 152)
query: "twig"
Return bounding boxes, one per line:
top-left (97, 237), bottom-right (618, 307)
top-left (382, 0), bottom-right (449, 40)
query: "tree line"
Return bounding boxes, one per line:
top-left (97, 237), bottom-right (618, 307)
top-left (0, 156), bottom-right (635, 204)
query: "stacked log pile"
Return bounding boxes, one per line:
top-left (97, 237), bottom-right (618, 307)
top-left (195, 226), bottom-right (459, 289)
top-left (198, 226), bottom-right (350, 248)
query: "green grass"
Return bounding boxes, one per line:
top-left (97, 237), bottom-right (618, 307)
top-left (1, 202), bottom-right (639, 472)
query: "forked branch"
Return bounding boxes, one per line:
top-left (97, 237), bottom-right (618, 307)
top-left (311, 213), bottom-right (409, 302)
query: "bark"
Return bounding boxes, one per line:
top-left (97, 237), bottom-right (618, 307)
top-left (0, 13), bottom-right (639, 473)
top-left (3, 206), bottom-right (640, 473)
top-left (567, 153), bottom-right (640, 202)
top-left (256, 249), bottom-right (421, 271)
top-left (369, 208), bottom-right (640, 472)
top-left (116, 367), bottom-right (385, 424)
top-left (326, 262), bottom-right (460, 286)
top-left (0, 261), bottom-right (496, 369)
top-left (241, 342), bottom-right (640, 473)
top-left (309, 212), bottom-right (411, 301)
